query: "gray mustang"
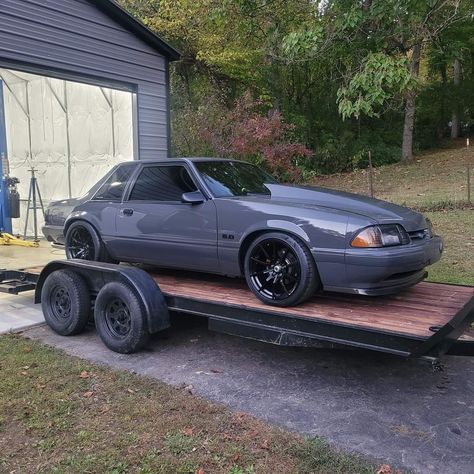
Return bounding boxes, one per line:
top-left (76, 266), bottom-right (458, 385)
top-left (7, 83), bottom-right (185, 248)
top-left (43, 158), bottom-right (443, 307)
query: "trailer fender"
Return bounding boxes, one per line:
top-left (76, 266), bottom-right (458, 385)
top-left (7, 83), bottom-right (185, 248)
top-left (35, 260), bottom-right (170, 334)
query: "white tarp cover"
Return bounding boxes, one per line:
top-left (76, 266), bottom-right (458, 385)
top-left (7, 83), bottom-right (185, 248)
top-left (0, 68), bottom-right (134, 235)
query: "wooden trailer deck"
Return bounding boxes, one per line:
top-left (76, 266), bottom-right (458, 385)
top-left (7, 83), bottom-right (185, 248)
top-left (3, 262), bottom-right (474, 359)
top-left (148, 270), bottom-right (474, 340)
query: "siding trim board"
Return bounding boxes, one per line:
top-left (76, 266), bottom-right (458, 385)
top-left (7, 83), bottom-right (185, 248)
top-left (0, 59), bottom-right (136, 93)
top-left (0, 0), bottom-right (178, 159)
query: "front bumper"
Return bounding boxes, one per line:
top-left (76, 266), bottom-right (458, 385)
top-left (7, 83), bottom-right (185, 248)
top-left (325, 235), bottom-right (444, 296)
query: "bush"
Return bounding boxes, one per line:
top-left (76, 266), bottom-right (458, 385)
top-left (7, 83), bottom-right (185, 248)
top-left (172, 91), bottom-right (313, 181)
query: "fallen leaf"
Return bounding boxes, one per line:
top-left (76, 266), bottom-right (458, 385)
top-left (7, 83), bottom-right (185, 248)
top-left (20, 371), bottom-right (28, 376)
top-left (195, 469), bottom-right (205, 474)
top-left (36, 383), bottom-right (46, 390)
top-left (377, 465), bottom-right (396, 474)
top-left (248, 429), bottom-right (259, 439)
top-left (24, 347), bottom-right (32, 353)
top-left (182, 428), bottom-right (194, 436)
top-left (222, 433), bottom-right (233, 441)
top-left (232, 453), bottom-right (241, 462)
top-left (79, 371), bottom-right (90, 379)
top-left (82, 391), bottom-right (94, 398)
top-left (260, 439), bottom-right (270, 450)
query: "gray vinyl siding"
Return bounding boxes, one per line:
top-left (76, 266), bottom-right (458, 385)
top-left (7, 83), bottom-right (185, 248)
top-left (0, 0), bottom-right (170, 159)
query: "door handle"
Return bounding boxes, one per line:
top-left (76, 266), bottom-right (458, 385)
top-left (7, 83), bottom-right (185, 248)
top-left (122, 208), bottom-right (134, 216)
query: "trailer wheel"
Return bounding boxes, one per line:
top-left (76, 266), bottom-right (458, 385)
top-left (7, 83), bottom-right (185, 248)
top-left (41, 270), bottom-right (91, 336)
top-left (94, 282), bottom-right (149, 353)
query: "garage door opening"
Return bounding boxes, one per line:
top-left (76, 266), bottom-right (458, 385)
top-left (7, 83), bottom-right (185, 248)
top-left (0, 68), bottom-right (136, 236)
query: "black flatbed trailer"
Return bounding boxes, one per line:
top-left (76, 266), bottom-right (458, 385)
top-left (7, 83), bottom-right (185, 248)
top-left (1, 260), bottom-right (473, 366)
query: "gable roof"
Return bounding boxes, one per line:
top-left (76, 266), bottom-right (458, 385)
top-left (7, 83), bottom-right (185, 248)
top-left (89, 0), bottom-right (180, 61)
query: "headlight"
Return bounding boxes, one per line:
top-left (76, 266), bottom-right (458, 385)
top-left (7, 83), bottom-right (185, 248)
top-left (351, 224), bottom-right (410, 248)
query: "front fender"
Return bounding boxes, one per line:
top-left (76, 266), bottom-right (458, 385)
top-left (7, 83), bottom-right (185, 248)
top-left (241, 219), bottom-right (311, 246)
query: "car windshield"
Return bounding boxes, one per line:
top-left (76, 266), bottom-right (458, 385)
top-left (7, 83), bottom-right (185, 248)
top-left (195, 161), bottom-right (278, 198)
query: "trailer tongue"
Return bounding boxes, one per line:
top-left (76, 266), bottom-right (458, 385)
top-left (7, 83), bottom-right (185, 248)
top-left (1, 260), bottom-right (473, 365)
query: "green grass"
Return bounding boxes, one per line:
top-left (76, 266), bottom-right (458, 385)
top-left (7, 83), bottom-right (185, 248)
top-left (425, 210), bottom-right (474, 286)
top-left (312, 146), bottom-right (474, 286)
top-left (315, 146), bottom-right (472, 210)
top-left (0, 335), bottom-right (383, 474)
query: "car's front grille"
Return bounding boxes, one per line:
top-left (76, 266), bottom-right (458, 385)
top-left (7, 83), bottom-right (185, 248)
top-left (384, 269), bottom-right (422, 281)
top-left (408, 229), bottom-right (430, 241)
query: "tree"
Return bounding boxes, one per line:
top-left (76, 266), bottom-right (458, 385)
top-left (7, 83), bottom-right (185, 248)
top-left (451, 57), bottom-right (462, 138)
top-left (282, 0), bottom-right (469, 161)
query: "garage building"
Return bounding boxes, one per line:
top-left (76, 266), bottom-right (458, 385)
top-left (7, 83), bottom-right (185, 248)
top-left (0, 0), bottom-right (179, 235)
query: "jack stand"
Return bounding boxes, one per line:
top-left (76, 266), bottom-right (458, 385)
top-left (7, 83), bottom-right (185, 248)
top-left (23, 167), bottom-right (45, 241)
top-left (0, 232), bottom-right (39, 247)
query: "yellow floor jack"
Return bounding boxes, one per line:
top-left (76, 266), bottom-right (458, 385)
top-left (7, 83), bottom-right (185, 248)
top-left (0, 168), bottom-right (43, 249)
top-left (0, 232), bottom-right (39, 247)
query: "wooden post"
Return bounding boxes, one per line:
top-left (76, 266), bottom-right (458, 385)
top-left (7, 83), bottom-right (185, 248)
top-left (467, 138), bottom-right (471, 203)
top-left (368, 151), bottom-right (374, 198)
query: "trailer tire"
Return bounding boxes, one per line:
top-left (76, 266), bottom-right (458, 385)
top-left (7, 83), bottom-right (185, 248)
top-left (41, 270), bottom-right (91, 336)
top-left (94, 282), bottom-right (149, 353)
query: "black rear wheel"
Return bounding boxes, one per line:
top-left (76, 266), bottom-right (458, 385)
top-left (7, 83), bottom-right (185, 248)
top-left (65, 221), bottom-right (117, 263)
top-left (66, 225), bottom-right (96, 260)
top-left (244, 232), bottom-right (320, 307)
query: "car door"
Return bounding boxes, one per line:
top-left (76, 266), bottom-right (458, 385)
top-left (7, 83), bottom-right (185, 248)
top-left (113, 163), bottom-right (219, 271)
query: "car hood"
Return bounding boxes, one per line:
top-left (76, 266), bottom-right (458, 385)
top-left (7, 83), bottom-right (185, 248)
top-left (261, 184), bottom-right (427, 231)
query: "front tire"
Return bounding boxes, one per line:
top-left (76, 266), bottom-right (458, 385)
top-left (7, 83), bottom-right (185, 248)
top-left (94, 282), bottom-right (149, 353)
top-left (244, 232), bottom-right (320, 307)
top-left (41, 270), bottom-right (91, 335)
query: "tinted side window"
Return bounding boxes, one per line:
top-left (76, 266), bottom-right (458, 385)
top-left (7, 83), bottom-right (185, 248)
top-left (129, 166), bottom-right (197, 201)
top-left (94, 165), bottom-right (135, 201)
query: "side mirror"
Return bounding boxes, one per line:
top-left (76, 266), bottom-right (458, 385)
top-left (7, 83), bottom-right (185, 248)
top-left (181, 190), bottom-right (205, 204)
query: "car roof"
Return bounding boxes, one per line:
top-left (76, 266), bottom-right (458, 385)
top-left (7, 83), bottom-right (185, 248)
top-left (117, 157), bottom-right (246, 167)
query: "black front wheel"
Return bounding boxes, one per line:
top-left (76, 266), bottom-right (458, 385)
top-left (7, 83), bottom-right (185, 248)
top-left (244, 232), bottom-right (320, 307)
top-left (94, 282), bottom-right (149, 353)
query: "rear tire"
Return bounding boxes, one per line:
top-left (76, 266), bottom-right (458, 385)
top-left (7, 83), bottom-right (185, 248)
top-left (244, 232), bottom-right (320, 307)
top-left (41, 270), bottom-right (91, 336)
top-left (65, 221), bottom-right (117, 263)
top-left (94, 282), bottom-right (149, 353)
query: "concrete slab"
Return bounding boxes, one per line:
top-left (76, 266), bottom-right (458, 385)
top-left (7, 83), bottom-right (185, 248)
top-left (0, 291), bottom-right (44, 333)
top-left (0, 241), bottom-right (63, 332)
top-left (22, 318), bottom-right (474, 474)
top-left (0, 240), bottom-right (65, 270)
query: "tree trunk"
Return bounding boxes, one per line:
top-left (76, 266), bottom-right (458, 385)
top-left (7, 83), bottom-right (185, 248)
top-left (451, 58), bottom-right (462, 139)
top-left (401, 43), bottom-right (422, 162)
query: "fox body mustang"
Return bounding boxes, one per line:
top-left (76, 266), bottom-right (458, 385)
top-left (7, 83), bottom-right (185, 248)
top-left (43, 158), bottom-right (443, 307)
